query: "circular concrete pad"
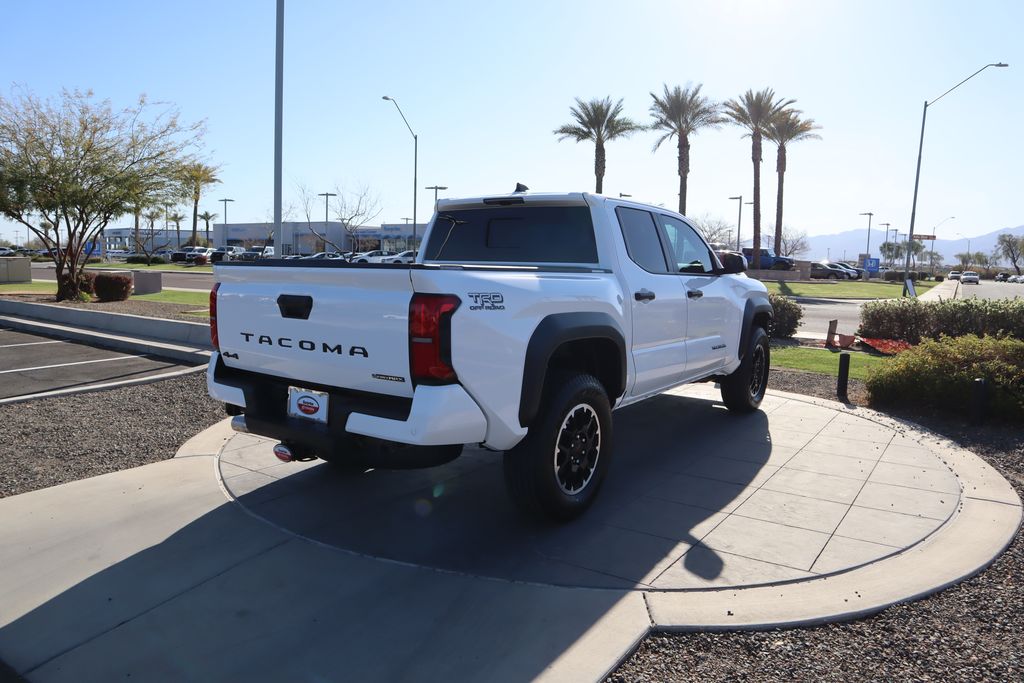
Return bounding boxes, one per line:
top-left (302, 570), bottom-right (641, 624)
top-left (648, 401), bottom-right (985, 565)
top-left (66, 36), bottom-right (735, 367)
top-left (215, 384), bottom-right (1019, 610)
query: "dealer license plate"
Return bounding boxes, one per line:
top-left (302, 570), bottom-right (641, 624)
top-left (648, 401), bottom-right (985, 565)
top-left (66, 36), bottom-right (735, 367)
top-left (287, 386), bottom-right (329, 424)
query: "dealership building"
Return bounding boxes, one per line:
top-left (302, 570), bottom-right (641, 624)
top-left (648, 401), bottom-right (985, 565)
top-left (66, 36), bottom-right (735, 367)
top-left (103, 221), bottom-right (423, 254)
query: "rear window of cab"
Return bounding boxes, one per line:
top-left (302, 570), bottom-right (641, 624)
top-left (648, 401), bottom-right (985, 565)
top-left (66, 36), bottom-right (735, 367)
top-left (422, 206), bottom-right (598, 264)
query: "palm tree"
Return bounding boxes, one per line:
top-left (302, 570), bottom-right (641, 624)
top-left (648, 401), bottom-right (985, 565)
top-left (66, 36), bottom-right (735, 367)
top-left (648, 84), bottom-right (722, 215)
top-left (142, 208), bottom-right (163, 256)
top-left (554, 97), bottom-right (643, 194)
top-left (764, 110), bottom-right (820, 255)
top-left (197, 211), bottom-right (217, 246)
top-left (723, 89), bottom-right (795, 269)
top-left (179, 163), bottom-right (221, 246)
top-left (168, 210), bottom-right (187, 248)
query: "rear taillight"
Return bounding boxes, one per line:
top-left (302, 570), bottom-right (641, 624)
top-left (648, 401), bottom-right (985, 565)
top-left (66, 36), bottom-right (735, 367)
top-left (210, 283), bottom-right (221, 351)
top-left (409, 293), bottom-right (460, 385)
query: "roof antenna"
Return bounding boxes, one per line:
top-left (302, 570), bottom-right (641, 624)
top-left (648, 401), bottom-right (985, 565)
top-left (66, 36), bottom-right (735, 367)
top-left (514, 182), bottom-right (529, 193)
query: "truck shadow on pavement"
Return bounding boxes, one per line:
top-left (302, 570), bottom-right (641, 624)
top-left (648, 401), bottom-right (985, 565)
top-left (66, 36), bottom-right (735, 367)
top-left (223, 392), bottom-right (774, 590)
top-left (0, 393), bottom-right (773, 681)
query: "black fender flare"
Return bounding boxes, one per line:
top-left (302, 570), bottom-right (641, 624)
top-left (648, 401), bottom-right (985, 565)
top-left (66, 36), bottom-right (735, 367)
top-left (518, 312), bottom-right (626, 428)
top-left (738, 297), bottom-right (774, 361)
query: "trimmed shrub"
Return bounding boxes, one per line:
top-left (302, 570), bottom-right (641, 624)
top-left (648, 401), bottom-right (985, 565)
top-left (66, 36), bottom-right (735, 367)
top-left (85, 257), bottom-right (103, 264)
top-left (860, 298), bottom-right (1024, 344)
top-left (866, 335), bottom-right (1024, 421)
top-left (769, 293), bottom-right (803, 339)
top-left (78, 270), bottom-right (97, 295)
top-left (93, 272), bottom-right (133, 301)
top-left (126, 255), bottom-right (167, 265)
top-left (882, 270), bottom-right (919, 282)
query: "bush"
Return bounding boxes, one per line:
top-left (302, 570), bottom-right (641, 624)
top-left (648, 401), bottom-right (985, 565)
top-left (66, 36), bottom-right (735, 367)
top-left (125, 255), bottom-right (166, 265)
top-left (882, 270), bottom-right (919, 282)
top-left (86, 257), bottom-right (103, 264)
top-left (769, 293), bottom-right (803, 339)
top-left (30, 255), bottom-right (51, 262)
top-left (78, 270), bottom-right (96, 295)
top-left (860, 298), bottom-right (1024, 344)
top-left (193, 254), bottom-right (209, 265)
top-left (93, 272), bottom-right (133, 301)
top-left (934, 275), bottom-right (944, 282)
top-left (866, 335), bottom-right (1024, 421)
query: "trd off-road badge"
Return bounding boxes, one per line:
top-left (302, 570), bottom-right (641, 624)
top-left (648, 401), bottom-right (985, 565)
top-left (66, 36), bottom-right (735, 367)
top-left (467, 292), bottom-right (505, 311)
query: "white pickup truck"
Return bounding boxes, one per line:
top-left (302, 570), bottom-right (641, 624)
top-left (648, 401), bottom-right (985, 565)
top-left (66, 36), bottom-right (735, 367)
top-left (208, 192), bottom-right (773, 520)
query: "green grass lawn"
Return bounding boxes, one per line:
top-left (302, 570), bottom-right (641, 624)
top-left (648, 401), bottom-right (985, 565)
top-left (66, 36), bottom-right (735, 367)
top-left (132, 290), bottom-right (209, 306)
top-left (763, 279), bottom-right (938, 299)
top-left (771, 345), bottom-right (889, 381)
top-left (88, 262), bottom-right (213, 273)
top-left (0, 281), bottom-right (57, 294)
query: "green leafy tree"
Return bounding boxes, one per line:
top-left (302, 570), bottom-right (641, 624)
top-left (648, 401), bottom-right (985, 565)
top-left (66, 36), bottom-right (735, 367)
top-left (907, 239), bottom-right (926, 267)
top-left (954, 252), bottom-right (973, 268)
top-left (764, 110), bottom-right (820, 255)
top-left (648, 84), bottom-right (722, 214)
top-left (0, 88), bottom-right (200, 299)
top-left (723, 89), bottom-right (795, 269)
top-left (996, 233), bottom-right (1024, 275)
top-left (879, 241), bottom-right (904, 266)
top-left (178, 162), bottom-right (220, 247)
top-left (554, 97), bottom-right (643, 194)
top-left (197, 210), bottom-right (217, 245)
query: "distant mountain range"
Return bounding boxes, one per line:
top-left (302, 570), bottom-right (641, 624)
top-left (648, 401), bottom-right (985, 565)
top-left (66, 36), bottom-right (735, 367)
top-left (801, 224), bottom-right (1024, 265)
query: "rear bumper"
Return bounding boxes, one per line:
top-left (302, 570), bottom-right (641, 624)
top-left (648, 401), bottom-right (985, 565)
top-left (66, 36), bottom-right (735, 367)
top-left (207, 354), bottom-right (488, 450)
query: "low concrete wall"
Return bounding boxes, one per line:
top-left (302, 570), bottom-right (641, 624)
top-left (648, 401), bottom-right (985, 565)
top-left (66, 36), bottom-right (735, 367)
top-left (0, 257), bottom-right (32, 283)
top-left (748, 269), bottom-right (803, 282)
top-left (0, 298), bottom-right (211, 349)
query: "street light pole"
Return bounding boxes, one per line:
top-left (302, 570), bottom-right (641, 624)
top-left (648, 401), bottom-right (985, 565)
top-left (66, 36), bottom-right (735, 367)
top-left (425, 185), bottom-right (448, 207)
top-left (859, 211), bottom-right (874, 259)
top-left (902, 62), bottom-right (1008, 292)
top-left (317, 192), bottom-right (336, 253)
top-left (219, 198), bottom-right (234, 247)
top-left (383, 96), bottom-right (418, 247)
top-left (878, 222), bottom-right (891, 265)
top-left (273, 0), bottom-right (284, 243)
top-left (729, 196), bottom-right (743, 251)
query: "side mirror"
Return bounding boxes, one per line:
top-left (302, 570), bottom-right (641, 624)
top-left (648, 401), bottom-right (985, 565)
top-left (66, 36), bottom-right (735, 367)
top-left (719, 252), bottom-right (747, 274)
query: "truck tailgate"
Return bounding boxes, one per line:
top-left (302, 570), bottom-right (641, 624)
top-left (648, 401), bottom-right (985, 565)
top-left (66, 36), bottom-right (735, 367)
top-left (215, 264), bottom-right (414, 398)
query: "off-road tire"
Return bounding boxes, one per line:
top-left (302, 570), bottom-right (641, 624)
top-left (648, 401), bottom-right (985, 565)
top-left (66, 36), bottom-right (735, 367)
top-left (720, 325), bottom-right (770, 413)
top-left (504, 373), bottom-right (612, 522)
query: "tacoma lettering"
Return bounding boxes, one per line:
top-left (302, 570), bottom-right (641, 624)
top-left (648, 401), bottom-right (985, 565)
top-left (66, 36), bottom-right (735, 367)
top-left (239, 332), bottom-right (366, 357)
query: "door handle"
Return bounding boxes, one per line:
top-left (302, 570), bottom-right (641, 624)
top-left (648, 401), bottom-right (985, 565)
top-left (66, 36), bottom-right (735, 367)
top-left (687, 289), bottom-right (703, 299)
top-left (634, 289), bottom-right (656, 302)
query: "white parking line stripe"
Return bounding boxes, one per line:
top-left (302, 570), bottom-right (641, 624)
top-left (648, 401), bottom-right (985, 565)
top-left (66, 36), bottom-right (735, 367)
top-left (0, 340), bottom-right (66, 349)
top-left (0, 355), bottom-right (143, 375)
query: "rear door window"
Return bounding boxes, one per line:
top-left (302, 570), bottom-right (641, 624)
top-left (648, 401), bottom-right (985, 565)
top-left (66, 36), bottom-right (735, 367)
top-left (422, 206), bottom-right (597, 264)
top-left (616, 207), bottom-right (669, 273)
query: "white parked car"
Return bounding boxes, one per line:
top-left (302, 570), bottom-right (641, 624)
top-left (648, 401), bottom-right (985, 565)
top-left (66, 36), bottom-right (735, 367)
top-left (380, 250), bottom-right (418, 264)
top-left (303, 251), bottom-right (346, 260)
top-left (960, 271), bottom-right (980, 284)
top-left (0, 247), bottom-right (15, 257)
top-left (351, 250), bottom-right (398, 263)
top-left (947, 270), bottom-right (962, 280)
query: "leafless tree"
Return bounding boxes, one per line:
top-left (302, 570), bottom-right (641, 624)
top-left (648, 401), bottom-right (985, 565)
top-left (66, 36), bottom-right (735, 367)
top-left (690, 213), bottom-right (734, 246)
top-left (332, 185), bottom-right (381, 253)
top-left (764, 224), bottom-right (810, 257)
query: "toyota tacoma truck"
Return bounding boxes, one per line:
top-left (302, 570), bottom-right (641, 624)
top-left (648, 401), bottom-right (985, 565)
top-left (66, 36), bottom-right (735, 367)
top-left (207, 192), bottom-right (773, 520)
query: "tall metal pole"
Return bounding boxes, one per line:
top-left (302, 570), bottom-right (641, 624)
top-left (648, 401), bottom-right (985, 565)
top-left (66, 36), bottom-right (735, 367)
top-left (860, 212), bottom-right (873, 258)
top-left (878, 222), bottom-right (891, 265)
top-left (273, 0), bottom-right (284, 244)
top-left (729, 195), bottom-right (742, 251)
top-left (219, 198), bottom-right (233, 247)
top-left (413, 134), bottom-right (418, 248)
top-left (317, 192), bottom-right (336, 253)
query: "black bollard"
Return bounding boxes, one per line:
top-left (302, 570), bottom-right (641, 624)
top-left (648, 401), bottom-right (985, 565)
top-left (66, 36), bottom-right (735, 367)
top-left (837, 352), bottom-right (851, 403)
top-left (972, 377), bottom-right (988, 424)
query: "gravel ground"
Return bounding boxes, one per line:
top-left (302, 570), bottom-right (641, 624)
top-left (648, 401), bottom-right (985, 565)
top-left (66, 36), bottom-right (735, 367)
top-left (610, 373), bottom-right (1024, 683)
top-left (1, 293), bottom-right (208, 323)
top-left (0, 373), bottom-right (223, 499)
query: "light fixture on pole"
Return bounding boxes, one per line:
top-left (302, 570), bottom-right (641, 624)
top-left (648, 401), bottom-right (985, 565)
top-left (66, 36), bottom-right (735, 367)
top-left (425, 185), bottom-right (448, 206)
top-left (902, 62), bottom-right (1008, 291)
top-left (382, 96), bottom-right (418, 247)
top-left (317, 192), bottom-right (336, 253)
top-left (859, 212), bottom-right (874, 259)
top-left (619, 193), bottom-right (632, 198)
top-left (219, 198), bottom-right (234, 246)
top-left (729, 196), bottom-right (743, 251)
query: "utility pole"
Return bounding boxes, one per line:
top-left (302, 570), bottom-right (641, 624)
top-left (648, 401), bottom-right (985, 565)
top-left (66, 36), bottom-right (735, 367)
top-left (729, 196), bottom-right (743, 251)
top-left (317, 192), bottom-right (336, 253)
top-left (273, 0), bottom-right (285, 245)
top-left (859, 212), bottom-right (874, 260)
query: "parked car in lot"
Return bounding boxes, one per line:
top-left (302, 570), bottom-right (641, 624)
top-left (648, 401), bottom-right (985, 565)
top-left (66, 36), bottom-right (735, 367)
top-left (0, 247), bottom-right (14, 257)
top-left (170, 246), bottom-right (199, 263)
top-left (209, 191), bottom-right (773, 521)
top-left (1009, 274), bottom-right (1022, 283)
top-left (995, 272), bottom-right (1010, 282)
top-left (947, 270), bottom-right (962, 280)
top-left (960, 271), bottom-right (980, 284)
top-left (186, 247), bottom-right (216, 263)
top-left (741, 247), bottom-right (794, 270)
top-left (236, 246), bottom-right (276, 261)
top-left (810, 262), bottom-right (850, 280)
top-left (303, 251), bottom-right (346, 260)
top-left (380, 250), bottom-right (418, 264)
top-left (838, 261), bottom-right (867, 280)
top-left (350, 250), bottom-right (398, 263)
top-left (211, 246), bottom-right (246, 263)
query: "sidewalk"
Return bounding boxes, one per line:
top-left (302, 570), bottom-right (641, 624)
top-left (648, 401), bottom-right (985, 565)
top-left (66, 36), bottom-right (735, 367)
top-left (0, 385), bottom-right (1018, 682)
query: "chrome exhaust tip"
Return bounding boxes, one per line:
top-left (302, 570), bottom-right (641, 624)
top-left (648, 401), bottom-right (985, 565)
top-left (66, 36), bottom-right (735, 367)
top-left (230, 415), bottom-right (249, 434)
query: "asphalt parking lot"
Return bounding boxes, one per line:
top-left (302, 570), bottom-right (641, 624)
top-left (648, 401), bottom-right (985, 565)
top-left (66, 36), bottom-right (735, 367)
top-left (0, 327), bottom-right (197, 401)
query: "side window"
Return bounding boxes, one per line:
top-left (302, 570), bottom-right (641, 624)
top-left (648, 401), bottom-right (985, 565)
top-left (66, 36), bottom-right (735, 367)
top-left (658, 216), bottom-right (715, 274)
top-left (615, 207), bottom-right (669, 273)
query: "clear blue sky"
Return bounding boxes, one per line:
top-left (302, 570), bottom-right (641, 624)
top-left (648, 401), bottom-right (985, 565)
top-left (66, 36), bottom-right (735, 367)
top-left (1, 0), bottom-right (1020, 245)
